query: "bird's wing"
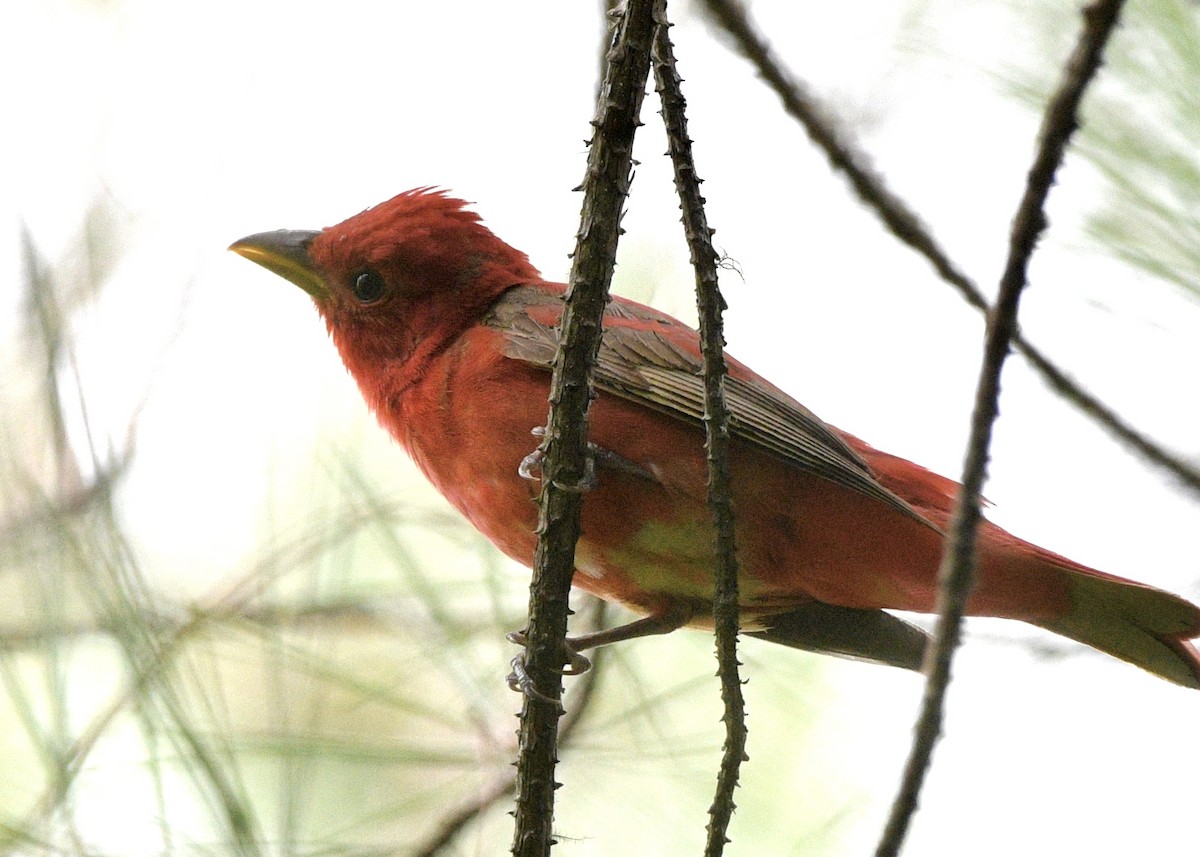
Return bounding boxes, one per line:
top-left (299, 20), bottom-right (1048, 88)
top-left (488, 284), bottom-right (932, 527)
top-left (747, 602), bottom-right (928, 671)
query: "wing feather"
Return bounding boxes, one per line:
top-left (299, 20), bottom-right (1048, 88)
top-left (488, 285), bottom-right (933, 527)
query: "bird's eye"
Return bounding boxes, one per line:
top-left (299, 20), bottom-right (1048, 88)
top-left (352, 270), bottom-right (386, 304)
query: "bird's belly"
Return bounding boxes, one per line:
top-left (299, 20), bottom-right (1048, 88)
top-left (434, 446), bottom-right (776, 619)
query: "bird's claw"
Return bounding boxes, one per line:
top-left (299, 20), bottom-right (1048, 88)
top-left (507, 656), bottom-right (565, 710)
top-left (506, 631), bottom-right (594, 707)
top-left (554, 462), bottom-right (598, 493)
top-left (560, 645), bottom-right (592, 675)
top-left (517, 426), bottom-right (598, 492)
top-left (518, 448), bottom-right (544, 481)
top-left (507, 631), bottom-right (593, 675)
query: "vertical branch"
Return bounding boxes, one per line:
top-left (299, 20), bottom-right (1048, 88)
top-left (875, 2), bottom-right (1128, 855)
top-left (510, 2), bottom-right (656, 856)
top-left (651, 5), bottom-right (746, 856)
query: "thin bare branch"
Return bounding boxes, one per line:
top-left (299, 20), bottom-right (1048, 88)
top-left (652, 4), bottom-right (747, 855)
top-left (698, 0), bottom-right (1200, 495)
top-left (510, 2), bottom-right (657, 855)
top-left (876, 3), bottom-right (1128, 855)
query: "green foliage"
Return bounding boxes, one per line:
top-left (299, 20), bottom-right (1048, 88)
top-left (1079, 0), bottom-right (1200, 298)
top-left (1009, 0), bottom-right (1200, 299)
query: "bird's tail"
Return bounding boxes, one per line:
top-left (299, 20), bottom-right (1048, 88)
top-left (1029, 563), bottom-right (1200, 689)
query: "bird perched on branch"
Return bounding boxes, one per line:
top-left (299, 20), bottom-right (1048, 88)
top-left (231, 188), bottom-right (1200, 689)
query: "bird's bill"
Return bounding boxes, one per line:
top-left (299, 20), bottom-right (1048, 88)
top-left (229, 229), bottom-right (328, 298)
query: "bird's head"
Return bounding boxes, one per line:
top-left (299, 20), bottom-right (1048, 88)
top-left (230, 188), bottom-right (541, 393)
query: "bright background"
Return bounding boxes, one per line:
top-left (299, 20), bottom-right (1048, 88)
top-left (2, 0), bottom-right (1198, 855)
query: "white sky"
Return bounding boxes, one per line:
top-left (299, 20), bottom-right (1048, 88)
top-left (3, 0), bottom-right (1199, 854)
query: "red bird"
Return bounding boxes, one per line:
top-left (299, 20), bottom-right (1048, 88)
top-left (231, 188), bottom-right (1200, 688)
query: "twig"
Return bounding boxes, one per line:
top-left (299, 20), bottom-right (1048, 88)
top-left (875, 3), bottom-right (1128, 855)
top-left (510, 2), bottom-right (657, 856)
top-left (698, 0), bottom-right (1200, 496)
top-left (0, 454), bottom-right (132, 544)
top-left (652, 5), bottom-right (747, 855)
top-left (20, 226), bottom-right (82, 497)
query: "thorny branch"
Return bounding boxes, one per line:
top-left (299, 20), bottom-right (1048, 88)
top-left (652, 4), bottom-right (747, 856)
top-left (875, 2), bottom-right (1129, 855)
top-left (510, 2), bottom-right (656, 856)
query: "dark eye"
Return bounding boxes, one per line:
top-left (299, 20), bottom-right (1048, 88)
top-left (351, 270), bottom-right (386, 304)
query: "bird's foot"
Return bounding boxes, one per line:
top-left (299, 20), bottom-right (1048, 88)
top-left (506, 656), bottom-right (564, 710)
top-left (519, 427), bottom-right (656, 489)
top-left (517, 427), bottom-right (598, 492)
top-left (506, 630), bottom-right (593, 675)
top-left (505, 631), bottom-right (593, 709)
